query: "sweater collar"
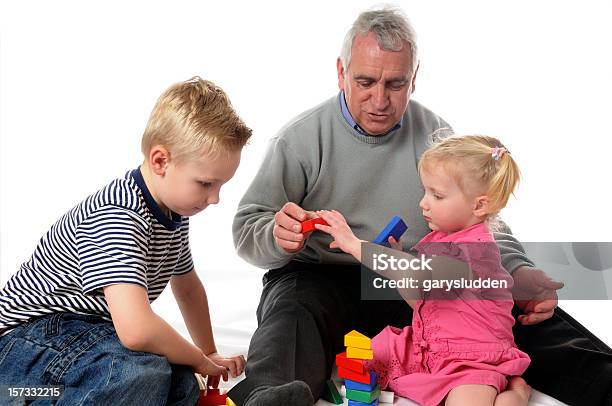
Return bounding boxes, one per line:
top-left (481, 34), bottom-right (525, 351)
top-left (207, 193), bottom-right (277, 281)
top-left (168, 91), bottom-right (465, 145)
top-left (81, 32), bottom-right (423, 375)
top-left (338, 91), bottom-right (402, 144)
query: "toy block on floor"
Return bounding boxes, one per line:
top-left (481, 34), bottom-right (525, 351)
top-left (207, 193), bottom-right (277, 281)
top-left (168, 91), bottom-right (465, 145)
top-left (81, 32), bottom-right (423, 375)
top-left (346, 346), bottom-right (373, 360)
top-left (344, 371), bottom-right (378, 391)
top-left (341, 385), bottom-right (393, 404)
top-left (338, 367), bottom-right (374, 385)
top-left (344, 330), bottom-right (371, 350)
top-left (198, 389), bottom-right (228, 406)
top-left (300, 217), bottom-right (329, 233)
top-left (379, 390), bottom-right (394, 404)
top-left (373, 216), bottom-right (408, 247)
top-left (225, 398), bottom-right (237, 406)
top-left (348, 399), bottom-right (379, 406)
top-left (322, 379), bottom-right (343, 404)
top-left (346, 386), bottom-right (381, 404)
top-left (336, 352), bottom-right (365, 374)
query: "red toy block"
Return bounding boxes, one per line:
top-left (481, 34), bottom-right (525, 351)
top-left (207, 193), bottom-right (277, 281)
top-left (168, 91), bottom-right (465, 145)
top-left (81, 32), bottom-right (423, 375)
top-left (336, 352), bottom-right (365, 374)
top-left (198, 389), bottom-right (228, 406)
top-left (300, 217), bottom-right (329, 233)
top-left (337, 366), bottom-right (371, 384)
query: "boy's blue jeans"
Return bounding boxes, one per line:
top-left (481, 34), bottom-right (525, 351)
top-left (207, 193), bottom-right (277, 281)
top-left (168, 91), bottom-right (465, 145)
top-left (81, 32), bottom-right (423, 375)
top-left (0, 313), bottom-right (199, 405)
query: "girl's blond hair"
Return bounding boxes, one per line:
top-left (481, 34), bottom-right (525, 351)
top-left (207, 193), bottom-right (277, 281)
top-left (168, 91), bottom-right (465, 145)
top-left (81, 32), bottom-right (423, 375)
top-left (418, 135), bottom-right (521, 217)
top-left (141, 77), bottom-right (252, 162)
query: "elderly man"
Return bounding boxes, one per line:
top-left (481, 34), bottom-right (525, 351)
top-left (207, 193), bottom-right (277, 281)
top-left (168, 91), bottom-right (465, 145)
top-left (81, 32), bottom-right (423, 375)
top-left (229, 7), bottom-right (612, 406)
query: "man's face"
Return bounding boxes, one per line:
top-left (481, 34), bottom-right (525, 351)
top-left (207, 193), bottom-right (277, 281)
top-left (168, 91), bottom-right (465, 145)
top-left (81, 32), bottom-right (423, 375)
top-left (337, 32), bottom-right (417, 135)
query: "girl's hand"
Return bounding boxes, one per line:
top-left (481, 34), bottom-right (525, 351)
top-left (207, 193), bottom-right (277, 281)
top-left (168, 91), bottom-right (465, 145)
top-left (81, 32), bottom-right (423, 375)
top-left (388, 236), bottom-right (403, 251)
top-left (194, 353), bottom-right (228, 388)
top-left (314, 210), bottom-right (362, 259)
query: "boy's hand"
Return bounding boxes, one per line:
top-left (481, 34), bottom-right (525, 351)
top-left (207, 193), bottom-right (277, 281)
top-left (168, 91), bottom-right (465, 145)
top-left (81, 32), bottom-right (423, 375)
top-left (194, 353), bottom-right (228, 386)
top-left (274, 202), bottom-right (318, 253)
top-left (314, 210), bottom-right (362, 259)
top-left (208, 352), bottom-right (246, 378)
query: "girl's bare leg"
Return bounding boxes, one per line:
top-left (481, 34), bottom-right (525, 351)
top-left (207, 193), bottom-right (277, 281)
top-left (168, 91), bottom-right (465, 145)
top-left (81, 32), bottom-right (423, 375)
top-left (445, 384), bottom-right (497, 406)
top-left (494, 376), bottom-right (531, 406)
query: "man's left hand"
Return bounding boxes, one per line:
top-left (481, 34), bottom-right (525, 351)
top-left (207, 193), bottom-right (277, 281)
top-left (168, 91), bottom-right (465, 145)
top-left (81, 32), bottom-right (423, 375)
top-left (512, 266), bottom-right (564, 325)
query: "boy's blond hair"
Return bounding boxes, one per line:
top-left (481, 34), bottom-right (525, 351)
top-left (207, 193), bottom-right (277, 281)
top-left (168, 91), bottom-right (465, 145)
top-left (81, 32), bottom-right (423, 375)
top-left (141, 77), bottom-right (252, 162)
top-left (419, 135), bottom-right (521, 217)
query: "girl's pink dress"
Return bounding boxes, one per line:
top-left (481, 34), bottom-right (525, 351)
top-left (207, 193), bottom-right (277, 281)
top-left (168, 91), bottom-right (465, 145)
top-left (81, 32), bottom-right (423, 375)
top-left (366, 223), bottom-right (530, 406)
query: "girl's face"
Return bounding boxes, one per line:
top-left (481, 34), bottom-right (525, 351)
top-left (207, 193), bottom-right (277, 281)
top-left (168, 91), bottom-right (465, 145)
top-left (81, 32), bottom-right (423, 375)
top-left (419, 166), bottom-right (484, 233)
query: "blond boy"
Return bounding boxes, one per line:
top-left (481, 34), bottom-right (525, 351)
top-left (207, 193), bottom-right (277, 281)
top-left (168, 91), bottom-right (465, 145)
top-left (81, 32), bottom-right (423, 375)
top-left (0, 77), bottom-right (251, 404)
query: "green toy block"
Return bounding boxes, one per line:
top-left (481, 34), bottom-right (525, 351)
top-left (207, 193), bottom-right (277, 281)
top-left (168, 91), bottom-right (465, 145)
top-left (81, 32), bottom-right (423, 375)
top-left (346, 386), bottom-right (381, 404)
top-left (322, 380), bottom-right (342, 404)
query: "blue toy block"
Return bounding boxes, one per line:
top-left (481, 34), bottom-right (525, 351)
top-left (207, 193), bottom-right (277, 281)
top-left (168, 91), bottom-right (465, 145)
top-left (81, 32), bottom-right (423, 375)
top-left (373, 216), bottom-right (407, 247)
top-left (348, 399), bottom-right (379, 406)
top-left (345, 372), bottom-right (378, 392)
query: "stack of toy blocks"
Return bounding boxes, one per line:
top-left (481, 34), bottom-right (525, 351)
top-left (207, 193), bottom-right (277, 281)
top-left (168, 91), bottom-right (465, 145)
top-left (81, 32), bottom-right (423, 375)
top-left (336, 330), bottom-right (380, 406)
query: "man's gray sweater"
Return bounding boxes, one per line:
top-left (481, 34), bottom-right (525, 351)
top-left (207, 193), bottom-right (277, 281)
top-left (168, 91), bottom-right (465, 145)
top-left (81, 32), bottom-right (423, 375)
top-left (233, 94), bottom-right (534, 272)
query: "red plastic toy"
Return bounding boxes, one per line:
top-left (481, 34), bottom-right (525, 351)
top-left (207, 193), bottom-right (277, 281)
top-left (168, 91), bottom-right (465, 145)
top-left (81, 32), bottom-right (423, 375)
top-left (300, 217), bottom-right (329, 233)
top-left (198, 389), bottom-right (228, 406)
top-left (336, 351), bottom-right (365, 374)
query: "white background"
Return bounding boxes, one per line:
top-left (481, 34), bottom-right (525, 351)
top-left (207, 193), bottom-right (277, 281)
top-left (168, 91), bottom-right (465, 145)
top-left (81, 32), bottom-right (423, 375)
top-left (1, 0), bottom-right (611, 351)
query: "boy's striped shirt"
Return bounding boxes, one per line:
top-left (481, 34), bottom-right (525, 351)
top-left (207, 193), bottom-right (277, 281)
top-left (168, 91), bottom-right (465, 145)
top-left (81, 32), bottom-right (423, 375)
top-left (0, 168), bottom-right (193, 336)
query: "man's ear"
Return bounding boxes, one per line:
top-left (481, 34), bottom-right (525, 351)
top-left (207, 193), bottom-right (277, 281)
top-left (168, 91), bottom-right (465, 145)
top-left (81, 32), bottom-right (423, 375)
top-left (473, 195), bottom-right (491, 218)
top-left (336, 57), bottom-right (346, 91)
top-left (148, 146), bottom-right (170, 176)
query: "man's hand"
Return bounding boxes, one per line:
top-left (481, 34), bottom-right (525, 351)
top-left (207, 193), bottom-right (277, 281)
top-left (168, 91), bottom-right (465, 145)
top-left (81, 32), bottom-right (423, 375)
top-left (512, 266), bottom-right (564, 325)
top-left (273, 202), bottom-right (316, 253)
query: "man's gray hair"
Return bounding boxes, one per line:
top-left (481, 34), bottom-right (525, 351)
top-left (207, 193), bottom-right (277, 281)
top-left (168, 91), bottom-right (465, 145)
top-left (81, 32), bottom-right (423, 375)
top-left (340, 6), bottom-right (418, 74)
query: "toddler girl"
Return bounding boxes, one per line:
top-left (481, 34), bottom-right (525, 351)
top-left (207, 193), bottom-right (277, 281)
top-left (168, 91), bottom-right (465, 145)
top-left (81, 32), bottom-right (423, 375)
top-left (315, 135), bottom-right (531, 406)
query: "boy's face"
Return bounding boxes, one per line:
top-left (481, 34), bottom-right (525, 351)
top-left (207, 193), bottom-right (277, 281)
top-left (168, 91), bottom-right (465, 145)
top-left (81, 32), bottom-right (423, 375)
top-left (157, 148), bottom-right (241, 217)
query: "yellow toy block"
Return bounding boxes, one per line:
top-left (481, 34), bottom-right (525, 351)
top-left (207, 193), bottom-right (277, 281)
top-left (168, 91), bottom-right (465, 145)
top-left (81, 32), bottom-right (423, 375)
top-left (346, 346), bottom-right (373, 360)
top-left (226, 397), bottom-right (237, 406)
top-left (344, 330), bottom-right (371, 350)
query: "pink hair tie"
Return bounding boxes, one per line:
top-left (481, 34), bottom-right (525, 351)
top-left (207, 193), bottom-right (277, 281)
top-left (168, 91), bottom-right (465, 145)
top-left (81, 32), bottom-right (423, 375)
top-left (492, 146), bottom-right (507, 161)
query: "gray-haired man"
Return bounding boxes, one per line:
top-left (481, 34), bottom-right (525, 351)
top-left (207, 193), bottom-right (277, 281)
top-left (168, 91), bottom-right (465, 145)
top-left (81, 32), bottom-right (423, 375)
top-left (229, 7), bottom-right (611, 406)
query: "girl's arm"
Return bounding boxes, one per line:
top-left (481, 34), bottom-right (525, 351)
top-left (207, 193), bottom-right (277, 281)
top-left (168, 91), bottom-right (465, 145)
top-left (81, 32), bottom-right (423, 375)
top-left (314, 210), bottom-right (364, 260)
top-left (315, 210), bottom-right (426, 309)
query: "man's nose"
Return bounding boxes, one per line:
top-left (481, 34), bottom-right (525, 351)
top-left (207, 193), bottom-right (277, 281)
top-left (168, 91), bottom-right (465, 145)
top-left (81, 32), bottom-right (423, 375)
top-left (371, 83), bottom-right (389, 111)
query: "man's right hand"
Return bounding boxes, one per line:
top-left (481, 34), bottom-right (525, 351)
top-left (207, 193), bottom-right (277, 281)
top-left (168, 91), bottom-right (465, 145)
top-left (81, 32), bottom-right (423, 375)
top-left (273, 202), bottom-right (315, 253)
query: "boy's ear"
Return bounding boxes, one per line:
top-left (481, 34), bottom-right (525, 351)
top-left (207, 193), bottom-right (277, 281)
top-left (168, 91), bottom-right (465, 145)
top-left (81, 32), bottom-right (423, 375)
top-left (149, 146), bottom-right (170, 176)
top-left (472, 195), bottom-right (490, 218)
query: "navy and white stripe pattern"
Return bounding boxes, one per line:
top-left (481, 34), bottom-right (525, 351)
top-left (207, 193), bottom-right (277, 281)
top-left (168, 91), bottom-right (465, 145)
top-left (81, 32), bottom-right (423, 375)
top-left (0, 168), bottom-right (193, 336)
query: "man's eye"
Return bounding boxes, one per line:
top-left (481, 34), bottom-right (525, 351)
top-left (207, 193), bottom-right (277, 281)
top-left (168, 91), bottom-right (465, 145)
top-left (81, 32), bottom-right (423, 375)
top-left (199, 181), bottom-right (213, 188)
top-left (433, 194), bottom-right (443, 200)
top-left (357, 81), bottom-right (374, 88)
top-left (388, 82), bottom-right (406, 91)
